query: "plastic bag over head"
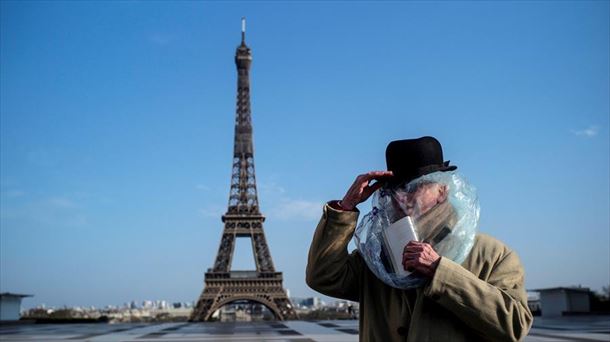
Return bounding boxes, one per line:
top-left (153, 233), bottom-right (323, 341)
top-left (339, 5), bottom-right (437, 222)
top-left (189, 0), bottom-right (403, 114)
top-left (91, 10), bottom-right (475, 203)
top-left (354, 171), bottom-right (480, 289)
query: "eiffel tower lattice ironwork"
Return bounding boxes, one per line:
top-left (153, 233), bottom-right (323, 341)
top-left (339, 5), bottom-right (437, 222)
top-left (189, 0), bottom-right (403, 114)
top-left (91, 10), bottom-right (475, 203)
top-left (190, 19), bottom-right (297, 322)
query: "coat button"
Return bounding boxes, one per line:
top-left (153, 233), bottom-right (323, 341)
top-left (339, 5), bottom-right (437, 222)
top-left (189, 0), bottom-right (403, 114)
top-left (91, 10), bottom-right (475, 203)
top-left (397, 326), bottom-right (408, 336)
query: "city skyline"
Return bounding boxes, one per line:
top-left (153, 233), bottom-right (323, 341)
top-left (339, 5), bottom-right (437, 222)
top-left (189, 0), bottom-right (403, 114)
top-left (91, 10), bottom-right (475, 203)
top-left (1, 1), bottom-right (609, 310)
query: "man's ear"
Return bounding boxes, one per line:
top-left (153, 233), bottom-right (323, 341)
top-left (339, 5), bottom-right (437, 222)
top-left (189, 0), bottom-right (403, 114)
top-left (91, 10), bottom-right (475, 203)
top-left (437, 184), bottom-right (449, 203)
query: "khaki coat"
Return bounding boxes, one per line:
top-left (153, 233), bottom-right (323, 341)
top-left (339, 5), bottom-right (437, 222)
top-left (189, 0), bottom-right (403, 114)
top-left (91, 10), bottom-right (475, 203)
top-left (306, 203), bottom-right (533, 342)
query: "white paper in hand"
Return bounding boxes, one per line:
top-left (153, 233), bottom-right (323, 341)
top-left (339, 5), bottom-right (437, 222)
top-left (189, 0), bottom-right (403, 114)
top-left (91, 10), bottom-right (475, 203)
top-left (382, 216), bottom-right (419, 277)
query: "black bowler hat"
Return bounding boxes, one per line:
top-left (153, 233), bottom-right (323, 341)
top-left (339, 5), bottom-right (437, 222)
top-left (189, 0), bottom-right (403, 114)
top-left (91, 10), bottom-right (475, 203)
top-left (385, 136), bottom-right (457, 185)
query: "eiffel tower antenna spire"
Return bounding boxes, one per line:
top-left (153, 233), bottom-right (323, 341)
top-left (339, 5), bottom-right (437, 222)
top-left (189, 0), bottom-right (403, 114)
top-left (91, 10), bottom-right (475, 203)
top-left (241, 17), bottom-right (246, 44)
top-left (190, 19), bottom-right (297, 322)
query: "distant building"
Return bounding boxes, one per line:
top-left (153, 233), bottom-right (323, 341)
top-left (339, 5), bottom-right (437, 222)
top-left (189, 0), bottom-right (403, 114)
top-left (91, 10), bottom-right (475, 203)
top-left (0, 292), bottom-right (33, 321)
top-left (530, 287), bottom-right (591, 317)
top-left (526, 292), bottom-right (541, 316)
top-left (298, 297), bottom-right (322, 309)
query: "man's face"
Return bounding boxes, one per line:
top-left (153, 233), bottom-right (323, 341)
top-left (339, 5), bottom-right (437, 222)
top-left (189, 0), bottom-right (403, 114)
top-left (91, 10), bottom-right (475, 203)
top-left (392, 181), bottom-right (448, 218)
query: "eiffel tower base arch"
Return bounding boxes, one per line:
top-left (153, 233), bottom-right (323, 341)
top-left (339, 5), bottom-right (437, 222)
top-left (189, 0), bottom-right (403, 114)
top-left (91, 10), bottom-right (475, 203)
top-left (190, 272), bottom-right (297, 321)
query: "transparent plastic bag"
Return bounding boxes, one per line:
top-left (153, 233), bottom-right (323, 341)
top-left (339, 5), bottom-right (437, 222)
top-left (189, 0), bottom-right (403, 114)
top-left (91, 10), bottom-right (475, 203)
top-left (354, 171), bottom-right (480, 289)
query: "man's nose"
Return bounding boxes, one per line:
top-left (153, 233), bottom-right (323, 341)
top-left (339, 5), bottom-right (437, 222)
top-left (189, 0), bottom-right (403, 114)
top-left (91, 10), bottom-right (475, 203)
top-left (405, 194), bottom-right (415, 206)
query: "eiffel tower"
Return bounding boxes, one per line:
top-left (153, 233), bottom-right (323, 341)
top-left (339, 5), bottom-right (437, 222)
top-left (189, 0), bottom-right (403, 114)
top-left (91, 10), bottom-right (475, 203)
top-left (190, 19), bottom-right (297, 322)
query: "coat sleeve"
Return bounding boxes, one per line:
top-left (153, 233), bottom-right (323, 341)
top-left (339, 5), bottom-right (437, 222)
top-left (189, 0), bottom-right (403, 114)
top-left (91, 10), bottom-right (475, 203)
top-left (424, 251), bottom-right (533, 342)
top-left (305, 202), bottom-right (362, 302)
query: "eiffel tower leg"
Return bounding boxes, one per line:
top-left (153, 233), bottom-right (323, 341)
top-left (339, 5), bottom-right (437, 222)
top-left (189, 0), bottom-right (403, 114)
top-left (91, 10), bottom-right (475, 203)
top-left (274, 296), bottom-right (298, 320)
top-left (252, 232), bottom-right (273, 272)
top-left (190, 286), bottom-right (219, 321)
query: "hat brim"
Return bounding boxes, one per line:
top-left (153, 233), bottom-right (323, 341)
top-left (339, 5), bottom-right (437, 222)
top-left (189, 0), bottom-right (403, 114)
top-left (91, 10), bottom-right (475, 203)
top-left (386, 163), bottom-right (457, 186)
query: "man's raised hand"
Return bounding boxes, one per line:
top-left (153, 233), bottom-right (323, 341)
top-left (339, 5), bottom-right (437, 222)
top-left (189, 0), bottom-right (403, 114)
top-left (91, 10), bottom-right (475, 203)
top-left (340, 171), bottom-right (394, 211)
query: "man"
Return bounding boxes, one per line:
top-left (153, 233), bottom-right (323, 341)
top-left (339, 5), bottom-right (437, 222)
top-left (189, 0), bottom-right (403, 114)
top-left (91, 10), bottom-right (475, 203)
top-left (306, 136), bottom-right (533, 341)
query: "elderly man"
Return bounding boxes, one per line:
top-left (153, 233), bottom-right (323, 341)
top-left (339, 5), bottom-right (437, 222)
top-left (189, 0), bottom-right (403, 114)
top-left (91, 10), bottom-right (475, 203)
top-left (306, 136), bottom-right (533, 341)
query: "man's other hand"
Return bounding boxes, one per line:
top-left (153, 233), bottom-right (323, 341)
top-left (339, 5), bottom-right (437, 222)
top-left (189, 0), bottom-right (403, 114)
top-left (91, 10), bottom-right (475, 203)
top-left (340, 171), bottom-right (394, 211)
top-left (402, 241), bottom-right (441, 277)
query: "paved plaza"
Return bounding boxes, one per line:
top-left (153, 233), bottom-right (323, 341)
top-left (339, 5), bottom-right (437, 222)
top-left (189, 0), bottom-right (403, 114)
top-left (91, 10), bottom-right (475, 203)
top-left (1, 317), bottom-right (609, 341)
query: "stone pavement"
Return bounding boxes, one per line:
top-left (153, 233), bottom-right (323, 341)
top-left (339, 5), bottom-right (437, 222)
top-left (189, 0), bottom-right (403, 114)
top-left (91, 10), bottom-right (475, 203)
top-left (0, 317), bottom-right (608, 341)
top-left (526, 316), bottom-right (610, 342)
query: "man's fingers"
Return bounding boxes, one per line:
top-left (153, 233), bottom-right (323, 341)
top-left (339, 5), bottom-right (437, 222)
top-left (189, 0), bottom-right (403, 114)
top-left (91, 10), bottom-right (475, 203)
top-left (353, 171), bottom-right (393, 195)
top-left (404, 257), bottom-right (431, 275)
top-left (404, 244), bottom-right (425, 253)
top-left (402, 252), bottom-right (419, 265)
top-left (362, 181), bottom-right (385, 198)
top-left (363, 170), bottom-right (394, 181)
top-left (404, 241), bottom-right (431, 252)
top-left (402, 243), bottom-right (438, 277)
top-left (344, 171), bottom-right (393, 209)
top-left (408, 241), bottom-right (425, 246)
top-left (403, 243), bottom-right (414, 253)
top-left (403, 259), bottom-right (420, 272)
top-left (370, 181), bottom-right (385, 191)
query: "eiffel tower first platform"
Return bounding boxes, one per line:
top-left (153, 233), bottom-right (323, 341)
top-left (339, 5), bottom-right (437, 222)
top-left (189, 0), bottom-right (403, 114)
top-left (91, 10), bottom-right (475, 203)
top-left (190, 19), bottom-right (297, 322)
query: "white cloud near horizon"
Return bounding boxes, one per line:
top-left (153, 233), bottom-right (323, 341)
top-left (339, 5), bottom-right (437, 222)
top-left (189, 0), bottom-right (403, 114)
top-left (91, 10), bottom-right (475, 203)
top-left (267, 198), bottom-right (323, 222)
top-left (258, 180), bottom-right (322, 221)
top-left (1, 195), bottom-right (88, 227)
top-left (198, 198), bottom-right (322, 222)
top-left (197, 180), bottom-right (322, 222)
top-left (572, 125), bottom-right (599, 138)
top-left (198, 205), bottom-right (225, 218)
top-left (258, 181), bottom-right (286, 195)
top-left (195, 184), bottom-right (210, 191)
top-left (1, 190), bottom-right (26, 198)
top-left (48, 197), bottom-right (79, 209)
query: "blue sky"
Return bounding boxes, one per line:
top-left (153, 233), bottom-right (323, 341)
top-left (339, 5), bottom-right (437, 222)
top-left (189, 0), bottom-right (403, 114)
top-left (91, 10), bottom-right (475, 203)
top-left (1, 1), bottom-right (608, 309)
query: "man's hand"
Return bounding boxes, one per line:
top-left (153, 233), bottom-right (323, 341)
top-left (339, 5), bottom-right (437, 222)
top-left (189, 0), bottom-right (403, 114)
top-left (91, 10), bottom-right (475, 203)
top-left (402, 241), bottom-right (441, 278)
top-left (340, 171), bottom-right (394, 211)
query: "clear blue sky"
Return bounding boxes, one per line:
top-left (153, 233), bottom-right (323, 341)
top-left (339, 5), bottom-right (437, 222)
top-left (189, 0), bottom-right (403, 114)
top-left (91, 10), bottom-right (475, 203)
top-left (1, 1), bottom-right (608, 309)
